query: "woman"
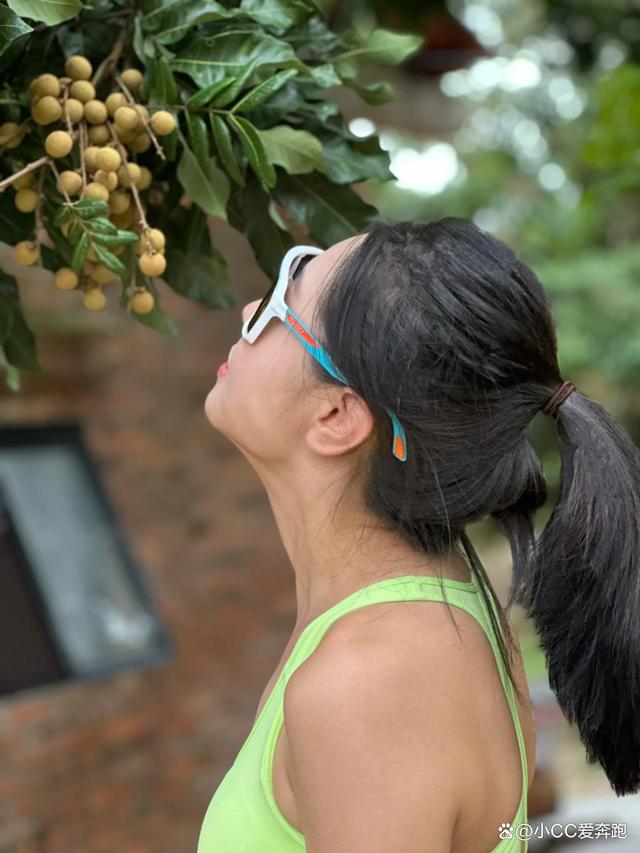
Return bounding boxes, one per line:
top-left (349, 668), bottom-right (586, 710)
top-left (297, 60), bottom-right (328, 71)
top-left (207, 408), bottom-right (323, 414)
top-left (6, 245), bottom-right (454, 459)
top-left (199, 218), bottom-right (640, 852)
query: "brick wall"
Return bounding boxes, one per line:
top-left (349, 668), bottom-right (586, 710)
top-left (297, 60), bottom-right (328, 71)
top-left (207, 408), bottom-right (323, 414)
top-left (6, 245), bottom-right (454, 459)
top-left (0, 217), bottom-right (302, 852)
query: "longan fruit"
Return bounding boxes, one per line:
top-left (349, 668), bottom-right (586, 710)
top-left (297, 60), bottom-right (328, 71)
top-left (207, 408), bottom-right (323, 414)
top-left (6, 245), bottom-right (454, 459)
top-left (131, 289), bottom-right (155, 314)
top-left (63, 97), bottom-right (84, 123)
top-left (114, 106), bottom-right (139, 131)
top-left (84, 99), bottom-right (108, 125)
top-left (120, 68), bottom-right (143, 90)
top-left (87, 124), bottom-right (110, 145)
top-left (137, 166), bottom-right (152, 190)
top-left (129, 132), bottom-right (151, 153)
top-left (133, 104), bottom-right (149, 122)
top-left (106, 92), bottom-right (127, 116)
top-left (145, 228), bottom-right (165, 252)
top-left (110, 208), bottom-right (134, 229)
top-left (31, 95), bottom-right (62, 125)
top-left (57, 170), bottom-right (83, 195)
top-left (45, 130), bottom-right (73, 158)
top-left (54, 267), bottom-right (79, 290)
top-left (138, 252), bottom-right (166, 276)
top-left (31, 73), bottom-right (61, 97)
top-left (95, 146), bottom-right (121, 172)
top-left (65, 55), bottom-right (93, 81)
top-left (150, 110), bottom-right (176, 135)
top-left (12, 172), bottom-right (33, 190)
top-left (14, 240), bottom-right (39, 265)
top-left (83, 182), bottom-right (110, 202)
top-left (94, 169), bottom-right (118, 191)
top-left (114, 123), bottom-right (136, 143)
top-left (69, 79), bottom-right (95, 103)
top-left (0, 121), bottom-right (22, 148)
top-left (15, 188), bottom-right (38, 212)
top-left (116, 162), bottom-right (141, 188)
top-left (90, 263), bottom-right (115, 285)
top-left (83, 288), bottom-right (106, 310)
top-left (108, 190), bottom-right (130, 215)
top-left (83, 145), bottom-right (101, 172)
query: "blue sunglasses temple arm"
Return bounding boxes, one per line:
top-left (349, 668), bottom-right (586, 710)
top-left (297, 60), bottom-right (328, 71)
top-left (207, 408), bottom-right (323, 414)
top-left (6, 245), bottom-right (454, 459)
top-left (283, 308), bottom-right (408, 463)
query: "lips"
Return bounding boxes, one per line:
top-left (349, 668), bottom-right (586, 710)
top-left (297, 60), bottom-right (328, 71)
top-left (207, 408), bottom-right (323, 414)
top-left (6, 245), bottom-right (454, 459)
top-left (217, 361), bottom-right (229, 378)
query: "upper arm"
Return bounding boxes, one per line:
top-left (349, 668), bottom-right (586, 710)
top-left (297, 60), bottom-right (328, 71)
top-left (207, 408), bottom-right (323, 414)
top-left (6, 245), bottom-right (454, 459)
top-left (282, 629), bottom-right (461, 853)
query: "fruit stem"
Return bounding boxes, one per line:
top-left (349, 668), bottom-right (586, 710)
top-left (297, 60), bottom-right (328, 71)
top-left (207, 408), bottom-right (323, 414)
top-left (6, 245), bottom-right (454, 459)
top-left (79, 121), bottom-right (88, 188)
top-left (34, 166), bottom-right (46, 266)
top-left (106, 120), bottom-right (150, 235)
top-left (92, 28), bottom-right (128, 89)
top-left (115, 73), bottom-right (166, 161)
top-left (0, 155), bottom-right (50, 192)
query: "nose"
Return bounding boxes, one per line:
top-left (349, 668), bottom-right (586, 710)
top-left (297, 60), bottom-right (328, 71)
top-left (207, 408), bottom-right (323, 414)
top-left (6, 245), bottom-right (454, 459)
top-left (241, 299), bottom-right (259, 325)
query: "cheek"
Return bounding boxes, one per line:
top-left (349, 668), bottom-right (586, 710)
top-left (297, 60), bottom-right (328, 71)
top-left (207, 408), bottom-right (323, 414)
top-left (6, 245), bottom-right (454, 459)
top-left (204, 338), bottom-right (301, 456)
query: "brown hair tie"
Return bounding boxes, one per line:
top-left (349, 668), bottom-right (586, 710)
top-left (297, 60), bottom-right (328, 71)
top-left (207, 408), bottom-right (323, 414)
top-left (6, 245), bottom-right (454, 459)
top-left (542, 380), bottom-right (575, 416)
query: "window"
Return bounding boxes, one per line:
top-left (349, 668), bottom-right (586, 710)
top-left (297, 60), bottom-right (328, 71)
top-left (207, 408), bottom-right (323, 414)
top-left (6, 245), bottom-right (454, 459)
top-left (0, 423), bottom-right (172, 697)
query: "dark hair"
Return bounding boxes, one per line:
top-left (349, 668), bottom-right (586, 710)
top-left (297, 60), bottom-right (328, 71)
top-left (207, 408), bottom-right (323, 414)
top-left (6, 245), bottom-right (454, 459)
top-left (306, 217), bottom-right (640, 796)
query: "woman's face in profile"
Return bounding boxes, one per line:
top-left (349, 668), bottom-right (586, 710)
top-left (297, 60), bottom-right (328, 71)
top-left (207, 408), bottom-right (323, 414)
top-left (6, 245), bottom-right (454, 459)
top-left (203, 235), bottom-right (363, 468)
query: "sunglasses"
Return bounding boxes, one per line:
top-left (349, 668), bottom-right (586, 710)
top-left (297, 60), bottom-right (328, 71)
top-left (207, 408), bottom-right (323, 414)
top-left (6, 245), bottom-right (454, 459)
top-left (241, 244), bottom-right (407, 462)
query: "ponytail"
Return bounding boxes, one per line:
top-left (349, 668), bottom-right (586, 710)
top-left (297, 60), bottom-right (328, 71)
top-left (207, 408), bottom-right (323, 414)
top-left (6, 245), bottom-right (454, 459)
top-left (499, 387), bottom-right (640, 796)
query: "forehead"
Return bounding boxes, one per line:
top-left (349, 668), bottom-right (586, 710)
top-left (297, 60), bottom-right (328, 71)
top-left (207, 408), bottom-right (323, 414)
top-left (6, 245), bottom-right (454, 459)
top-left (289, 235), bottom-right (364, 305)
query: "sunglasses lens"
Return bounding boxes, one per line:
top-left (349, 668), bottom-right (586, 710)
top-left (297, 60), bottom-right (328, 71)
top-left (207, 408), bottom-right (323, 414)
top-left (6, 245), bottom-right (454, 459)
top-left (247, 282), bottom-right (277, 333)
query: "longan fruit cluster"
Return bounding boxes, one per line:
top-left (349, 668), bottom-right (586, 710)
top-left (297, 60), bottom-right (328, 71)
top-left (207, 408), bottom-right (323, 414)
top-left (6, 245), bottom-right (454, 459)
top-left (8, 55), bottom-right (177, 315)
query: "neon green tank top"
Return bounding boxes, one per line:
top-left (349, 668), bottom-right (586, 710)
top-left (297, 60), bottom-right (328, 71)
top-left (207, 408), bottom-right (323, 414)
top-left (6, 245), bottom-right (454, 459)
top-left (197, 574), bottom-right (529, 852)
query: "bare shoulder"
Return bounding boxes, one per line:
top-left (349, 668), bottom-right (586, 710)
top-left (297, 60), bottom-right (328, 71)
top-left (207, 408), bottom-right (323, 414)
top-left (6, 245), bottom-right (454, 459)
top-left (281, 602), bottom-right (473, 852)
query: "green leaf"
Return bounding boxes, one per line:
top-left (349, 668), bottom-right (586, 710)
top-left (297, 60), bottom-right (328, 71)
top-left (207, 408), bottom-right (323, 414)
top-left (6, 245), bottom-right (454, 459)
top-left (227, 174), bottom-right (294, 279)
top-left (0, 6), bottom-right (32, 65)
top-left (210, 114), bottom-right (245, 186)
top-left (149, 55), bottom-right (178, 105)
top-left (308, 63), bottom-right (341, 88)
top-left (7, 0), bottom-right (82, 26)
top-left (336, 28), bottom-right (423, 66)
top-left (73, 197), bottom-right (108, 219)
top-left (92, 242), bottom-right (126, 275)
top-left (343, 79), bottom-right (394, 105)
top-left (91, 230), bottom-right (139, 247)
top-left (177, 140), bottom-right (230, 219)
top-left (53, 205), bottom-right (72, 227)
top-left (67, 218), bottom-right (83, 246)
top-left (164, 248), bottom-right (234, 308)
top-left (89, 217), bottom-right (119, 235)
top-left (316, 133), bottom-right (393, 184)
top-left (258, 125), bottom-right (324, 174)
top-left (142, 0), bottom-right (230, 45)
top-left (70, 231), bottom-right (89, 273)
top-left (186, 77), bottom-right (236, 110)
top-left (0, 272), bottom-right (42, 374)
top-left (211, 57), bottom-right (259, 108)
top-left (230, 68), bottom-right (298, 112)
top-left (228, 114), bottom-right (276, 190)
top-left (272, 172), bottom-right (378, 246)
top-left (170, 30), bottom-right (302, 88)
top-left (238, 0), bottom-right (315, 35)
top-left (185, 111), bottom-right (210, 174)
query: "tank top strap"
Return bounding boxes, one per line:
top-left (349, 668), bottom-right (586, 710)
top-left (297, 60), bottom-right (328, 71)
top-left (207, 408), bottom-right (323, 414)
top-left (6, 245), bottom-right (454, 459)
top-left (276, 573), bottom-right (528, 824)
top-left (280, 573), bottom-right (483, 687)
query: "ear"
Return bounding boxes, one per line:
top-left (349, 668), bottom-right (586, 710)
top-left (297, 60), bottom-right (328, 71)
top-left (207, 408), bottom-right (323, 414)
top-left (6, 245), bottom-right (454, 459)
top-left (306, 388), bottom-right (375, 458)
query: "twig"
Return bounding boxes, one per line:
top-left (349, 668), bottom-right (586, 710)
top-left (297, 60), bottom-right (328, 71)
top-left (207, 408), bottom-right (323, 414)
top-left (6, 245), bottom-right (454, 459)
top-left (62, 83), bottom-right (73, 135)
top-left (79, 121), bottom-right (88, 187)
top-left (92, 28), bottom-right (128, 89)
top-left (34, 167), bottom-right (46, 266)
top-left (115, 73), bottom-right (166, 161)
top-left (107, 120), bottom-right (150, 235)
top-left (47, 159), bottom-right (73, 205)
top-left (0, 155), bottom-right (50, 192)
